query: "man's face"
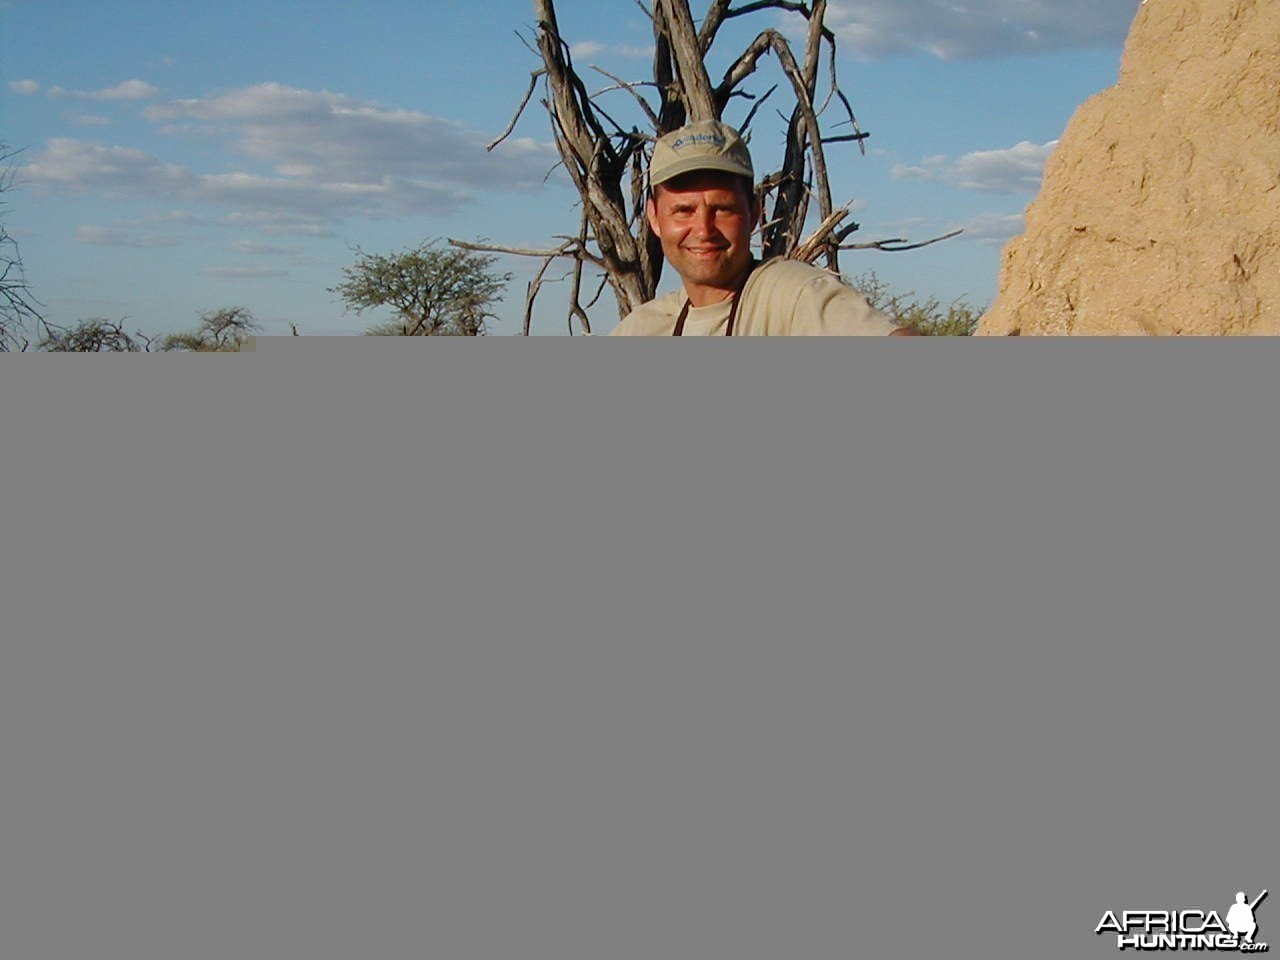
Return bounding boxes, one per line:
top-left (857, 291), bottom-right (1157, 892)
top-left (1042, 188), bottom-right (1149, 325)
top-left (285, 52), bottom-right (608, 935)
top-left (647, 172), bottom-right (758, 304)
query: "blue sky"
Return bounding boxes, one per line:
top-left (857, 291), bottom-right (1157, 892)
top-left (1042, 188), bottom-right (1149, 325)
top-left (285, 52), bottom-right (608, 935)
top-left (2, 0), bottom-right (1141, 336)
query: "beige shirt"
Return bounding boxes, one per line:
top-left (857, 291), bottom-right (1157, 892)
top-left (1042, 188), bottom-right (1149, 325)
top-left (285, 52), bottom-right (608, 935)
top-left (609, 258), bottom-right (899, 336)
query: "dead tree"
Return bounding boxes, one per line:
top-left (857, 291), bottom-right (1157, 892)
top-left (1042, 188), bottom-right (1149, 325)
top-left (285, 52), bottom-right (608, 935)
top-left (460, 0), bottom-right (954, 334)
top-left (2, 145), bottom-right (41, 351)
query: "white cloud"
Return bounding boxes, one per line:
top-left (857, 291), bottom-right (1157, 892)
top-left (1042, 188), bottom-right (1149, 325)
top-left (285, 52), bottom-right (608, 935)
top-left (567, 40), bottom-right (655, 62)
top-left (261, 223), bottom-right (336, 238)
top-left (22, 83), bottom-right (564, 237)
top-left (892, 140), bottom-right (1058, 193)
top-left (198, 169), bottom-right (462, 220)
top-left (52, 79), bottom-right (160, 101)
top-left (891, 164), bottom-right (933, 183)
top-left (93, 80), bottom-right (160, 101)
top-left (232, 240), bottom-right (300, 257)
top-left (143, 83), bottom-right (557, 192)
top-left (21, 138), bottom-right (454, 220)
top-left (226, 213), bottom-right (338, 238)
top-left (140, 210), bottom-right (207, 226)
top-left (959, 212), bottom-right (1025, 245)
top-left (9, 79), bottom-right (40, 95)
top-left (23, 139), bottom-right (193, 198)
top-left (109, 210), bottom-right (210, 229)
top-left (205, 265), bottom-right (290, 279)
top-left (22, 80), bottom-right (558, 223)
top-left (949, 141), bottom-right (1058, 192)
top-left (822, 0), bottom-right (1139, 60)
top-left (76, 225), bottom-right (182, 248)
top-left (615, 44), bottom-right (656, 60)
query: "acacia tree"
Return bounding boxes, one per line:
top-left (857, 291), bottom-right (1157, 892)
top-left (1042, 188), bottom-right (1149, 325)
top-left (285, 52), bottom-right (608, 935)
top-left (2, 144), bottom-right (41, 351)
top-left (39, 318), bottom-right (153, 352)
top-left (332, 241), bottom-right (511, 336)
top-left (457, 0), bottom-right (955, 334)
top-left (36, 308), bottom-right (257, 352)
top-left (157, 307), bottom-right (259, 351)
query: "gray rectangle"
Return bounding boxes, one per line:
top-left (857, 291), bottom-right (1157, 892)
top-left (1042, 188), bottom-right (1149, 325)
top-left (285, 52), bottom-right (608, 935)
top-left (2, 341), bottom-right (1276, 960)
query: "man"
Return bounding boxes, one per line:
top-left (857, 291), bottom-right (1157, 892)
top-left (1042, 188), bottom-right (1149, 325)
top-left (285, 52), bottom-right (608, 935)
top-left (609, 119), bottom-right (917, 336)
top-left (1227, 891), bottom-right (1263, 944)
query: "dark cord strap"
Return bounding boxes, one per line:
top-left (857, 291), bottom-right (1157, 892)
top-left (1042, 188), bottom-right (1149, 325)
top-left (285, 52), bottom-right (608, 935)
top-left (671, 261), bottom-right (756, 336)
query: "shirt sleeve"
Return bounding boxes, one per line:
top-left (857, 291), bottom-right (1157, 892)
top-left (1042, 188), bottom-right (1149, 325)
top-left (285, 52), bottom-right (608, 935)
top-left (788, 272), bottom-right (900, 336)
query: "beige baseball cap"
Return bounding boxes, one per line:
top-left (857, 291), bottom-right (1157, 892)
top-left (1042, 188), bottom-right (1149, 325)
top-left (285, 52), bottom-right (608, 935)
top-left (649, 120), bottom-right (754, 187)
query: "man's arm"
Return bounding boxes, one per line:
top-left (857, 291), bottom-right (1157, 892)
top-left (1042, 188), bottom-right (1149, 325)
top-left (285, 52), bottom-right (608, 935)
top-left (768, 262), bottom-right (917, 336)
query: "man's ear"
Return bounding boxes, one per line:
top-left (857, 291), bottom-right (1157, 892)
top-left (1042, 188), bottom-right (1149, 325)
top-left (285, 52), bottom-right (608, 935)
top-left (645, 195), bottom-right (661, 236)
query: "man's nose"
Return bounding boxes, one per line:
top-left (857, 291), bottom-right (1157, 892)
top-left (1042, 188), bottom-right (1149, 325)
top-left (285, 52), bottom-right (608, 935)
top-left (692, 207), bottom-right (718, 236)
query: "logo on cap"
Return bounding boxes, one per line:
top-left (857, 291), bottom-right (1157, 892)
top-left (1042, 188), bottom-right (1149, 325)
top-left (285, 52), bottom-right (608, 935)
top-left (672, 133), bottom-right (727, 150)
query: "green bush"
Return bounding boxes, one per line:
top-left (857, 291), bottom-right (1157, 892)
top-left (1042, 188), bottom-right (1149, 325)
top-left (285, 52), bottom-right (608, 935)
top-left (849, 271), bottom-right (983, 336)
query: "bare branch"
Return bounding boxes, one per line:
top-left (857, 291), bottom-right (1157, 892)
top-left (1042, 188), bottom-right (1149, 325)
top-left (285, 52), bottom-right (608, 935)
top-left (832, 88), bottom-right (867, 156)
top-left (753, 215), bottom-right (785, 237)
top-left (656, 0), bottom-right (717, 120)
top-left (802, 0), bottom-right (826, 92)
top-left (488, 69), bottom-right (547, 151)
top-left (760, 28), bottom-right (833, 261)
top-left (585, 273), bottom-right (610, 309)
top-left (589, 65), bottom-right (661, 128)
top-left (517, 29), bottom-right (541, 58)
top-left (724, 0), bottom-right (835, 44)
top-left (629, 138), bottom-right (648, 227)
top-left (568, 213), bottom-right (592, 333)
top-left (816, 31), bottom-right (839, 113)
top-left (843, 230), bottom-right (964, 252)
top-left (792, 206), bottom-right (851, 262)
top-left (697, 0), bottom-right (733, 53)
top-left (716, 29), bottom-right (778, 103)
top-left (821, 132), bottom-right (871, 145)
top-left (1, 145), bottom-right (43, 350)
top-left (450, 237), bottom-right (574, 259)
top-left (739, 83), bottom-right (777, 134)
top-left (581, 94), bottom-right (632, 142)
top-left (834, 219), bottom-right (862, 243)
top-left (523, 254), bottom-right (560, 336)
